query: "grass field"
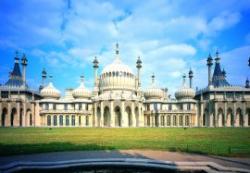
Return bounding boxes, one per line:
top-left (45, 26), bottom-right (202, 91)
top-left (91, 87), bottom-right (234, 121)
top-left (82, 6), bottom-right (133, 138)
top-left (0, 128), bottom-right (250, 156)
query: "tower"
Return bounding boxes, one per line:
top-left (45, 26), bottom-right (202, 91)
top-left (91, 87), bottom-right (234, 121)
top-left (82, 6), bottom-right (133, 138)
top-left (206, 53), bottom-right (213, 87)
top-left (188, 69), bottom-right (193, 88)
top-left (136, 56), bottom-right (142, 88)
top-left (21, 53), bottom-right (28, 88)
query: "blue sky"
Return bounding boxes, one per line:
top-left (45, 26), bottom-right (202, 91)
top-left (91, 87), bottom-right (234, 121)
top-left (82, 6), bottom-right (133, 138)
top-left (0, 0), bottom-right (250, 96)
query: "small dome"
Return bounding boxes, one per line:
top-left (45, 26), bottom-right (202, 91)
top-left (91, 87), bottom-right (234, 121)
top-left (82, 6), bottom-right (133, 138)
top-left (40, 82), bottom-right (60, 99)
top-left (72, 77), bottom-right (91, 99)
top-left (144, 74), bottom-right (165, 100)
top-left (175, 74), bottom-right (195, 100)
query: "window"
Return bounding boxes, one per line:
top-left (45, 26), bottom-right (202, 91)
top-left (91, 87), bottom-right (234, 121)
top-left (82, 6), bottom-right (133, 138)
top-left (72, 115), bottom-right (75, 126)
top-left (64, 104), bottom-right (68, 111)
top-left (59, 115), bottom-right (63, 126)
top-left (187, 104), bottom-right (191, 110)
top-left (66, 115), bottom-right (69, 126)
top-left (79, 116), bottom-right (81, 126)
top-left (167, 116), bottom-right (171, 126)
top-left (86, 104), bottom-right (88, 111)
top-left (47, 115), bottom-right (51, 126)
top-left (79, 104), bottom-right (82, 110)
top-left (30, 114), bottom-right (32, 126)
top-left (86, 116), bottom-right (89, 126)
top-left (45, 103), bottom-right (49, 110)
top-left (53, 115), bottom-right (57, 126)
top-left (179, 116), bottom-right (183, 126)
top-left (180, 104), bottom-right (183, 110)
top-left (168, 104), bottom-right (172, 111)
top-left (173, 116), bottom-right (177, 126)
top-left (53, 104), bottom-right (56, 110)
top-left (185, 116), bottom-right (189, 126)
top-left (147, 104), bottom-right (150, 111)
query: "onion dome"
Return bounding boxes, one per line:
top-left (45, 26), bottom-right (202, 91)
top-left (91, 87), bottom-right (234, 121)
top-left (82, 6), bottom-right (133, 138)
top-left (40, 82), bottom-right (60, 99)
top-left (175, 74), bottom-right (195, 100)
top-left (102, 43), bottom-right (133, 74)
top-left (93, 56), bottom-right (99, 68)
top-left (72, 76), bottom-right (91, 99)
top-left (144, 74), bottom-right (165, 100)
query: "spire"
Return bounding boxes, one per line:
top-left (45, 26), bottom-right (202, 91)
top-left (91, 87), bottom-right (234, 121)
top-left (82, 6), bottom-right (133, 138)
top-left (207, 53), bottom-right (213, 66)
top-left (212, 50), bottom-right (230, 87)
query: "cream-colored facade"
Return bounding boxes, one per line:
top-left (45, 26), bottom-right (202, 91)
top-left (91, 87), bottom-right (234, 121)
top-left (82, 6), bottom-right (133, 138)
top-left (1, 46), bottom-right (250, 128)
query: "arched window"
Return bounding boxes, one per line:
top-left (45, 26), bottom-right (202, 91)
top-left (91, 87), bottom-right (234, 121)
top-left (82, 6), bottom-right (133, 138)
top-left (109, 72), bottom-right (111, 77)
top-left (112, 72), bottom-right (115, 76)
top-left (53, 115), bottom-right (57, 126)
top-left (167, 116), bottom-right (171, 126)
top-left (86, 116), bottom-right (89, 126)
top-left (47, 115), bottom-right (51, 126)
top-left (30, 114), bottom-right (32, 126)
top-left (185, 116), bottom-right (189, 126)
top-left (116, 71), bottom-right (119, 76)
top-left (72, 115), bottom-right (75, 126)
top-left (173, 115), bottom-right (177, 126)
top-left (66, 115), bottom-right (69, 126)
top-left (179, 115), bottom-right (183, 126)
top-left (59, 115), bottom-right (63, 126)
top-left (79, 116), bottom-right (81, 126)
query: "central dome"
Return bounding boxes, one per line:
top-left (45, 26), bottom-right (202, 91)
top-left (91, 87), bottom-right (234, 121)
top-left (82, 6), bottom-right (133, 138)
top-left (99, 44), bottom-right (136, 91)
top-left (102, 57), bottom-right (133, 74)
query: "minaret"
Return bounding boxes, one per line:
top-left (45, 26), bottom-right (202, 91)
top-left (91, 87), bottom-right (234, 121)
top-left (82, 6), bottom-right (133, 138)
top-left (188, 69), bottom-right (193, 88)
top-left (21, 53), bottom-right (28, 88)
top-left (206, 53), bottom-right (213, 87)
top-left (136, 56), bottom-right (142, 88)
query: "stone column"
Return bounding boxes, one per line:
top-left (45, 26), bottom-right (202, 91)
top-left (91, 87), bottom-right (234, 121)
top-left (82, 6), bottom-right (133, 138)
top-left (6, 103), bottom-right (11, 127)
top-left (93, 103), bottom-right (97, 127)
top-left (157, 114), bottom-right (160, 127)
top-left (22, 103), bottom-right (26, 127)
top-left (131, 103), bottom-right (135, 127)
top-left (121, 101), bottom-right (125, 127)
top-left (34, 102), bottom-right (40, 127)
top-left (200, 103), bottom-right (204, 127)
top-left (214, 102), bottom-right (217, 127)
top-left (224, 102), bottom-right (227, 127)
top-left (31, 103), bottom-right (35, 127)
top-left (100, 102), bottom-right (104, 127)
top-left (233, 102), bottom-right (236, 127)
top-left (16, 102), bottom-right (20, 127)
top-left (110, 101), bottom-right (114, 127)
top-left (243, 102), bottom-right (247, 127)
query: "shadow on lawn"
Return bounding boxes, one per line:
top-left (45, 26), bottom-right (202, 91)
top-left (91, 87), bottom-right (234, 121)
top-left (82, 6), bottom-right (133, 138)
top-left (0, 142), bottom-right (116, 156)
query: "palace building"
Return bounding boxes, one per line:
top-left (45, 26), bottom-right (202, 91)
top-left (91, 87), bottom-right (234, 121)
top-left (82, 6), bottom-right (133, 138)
top-left (0, 44), bottom-right (250, 128)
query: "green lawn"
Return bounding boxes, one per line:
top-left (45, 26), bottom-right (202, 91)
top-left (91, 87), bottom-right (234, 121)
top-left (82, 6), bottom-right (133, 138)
top-left (0, 128), bottom-right (250, 156)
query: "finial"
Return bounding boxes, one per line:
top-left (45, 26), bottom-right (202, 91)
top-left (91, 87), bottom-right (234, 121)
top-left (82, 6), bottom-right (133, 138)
top-left (14, 50), bottom-right (19, 63)
top-left (151, 73), bottom-right (155, 84)
top-left (93, 56), bottom-right (99, 68)
top-left (136, 56), bottom-right (142, 68)
top-left (80, 75), bottom-right (84, 83)
top-left (115, 43), bottom-right (119, 55)
top-left (207, 53), bottom-right (213, 66)
top-left (215, 49), bottom-right (220, 63)
top-left (188, 68), bottom-right (193, 77)
top-left (21, 53), bottom-right (28, 65)
top-left (182, 73), bottom-right (186, 86)
top-left (42, 68), bottom-right (47, 78)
